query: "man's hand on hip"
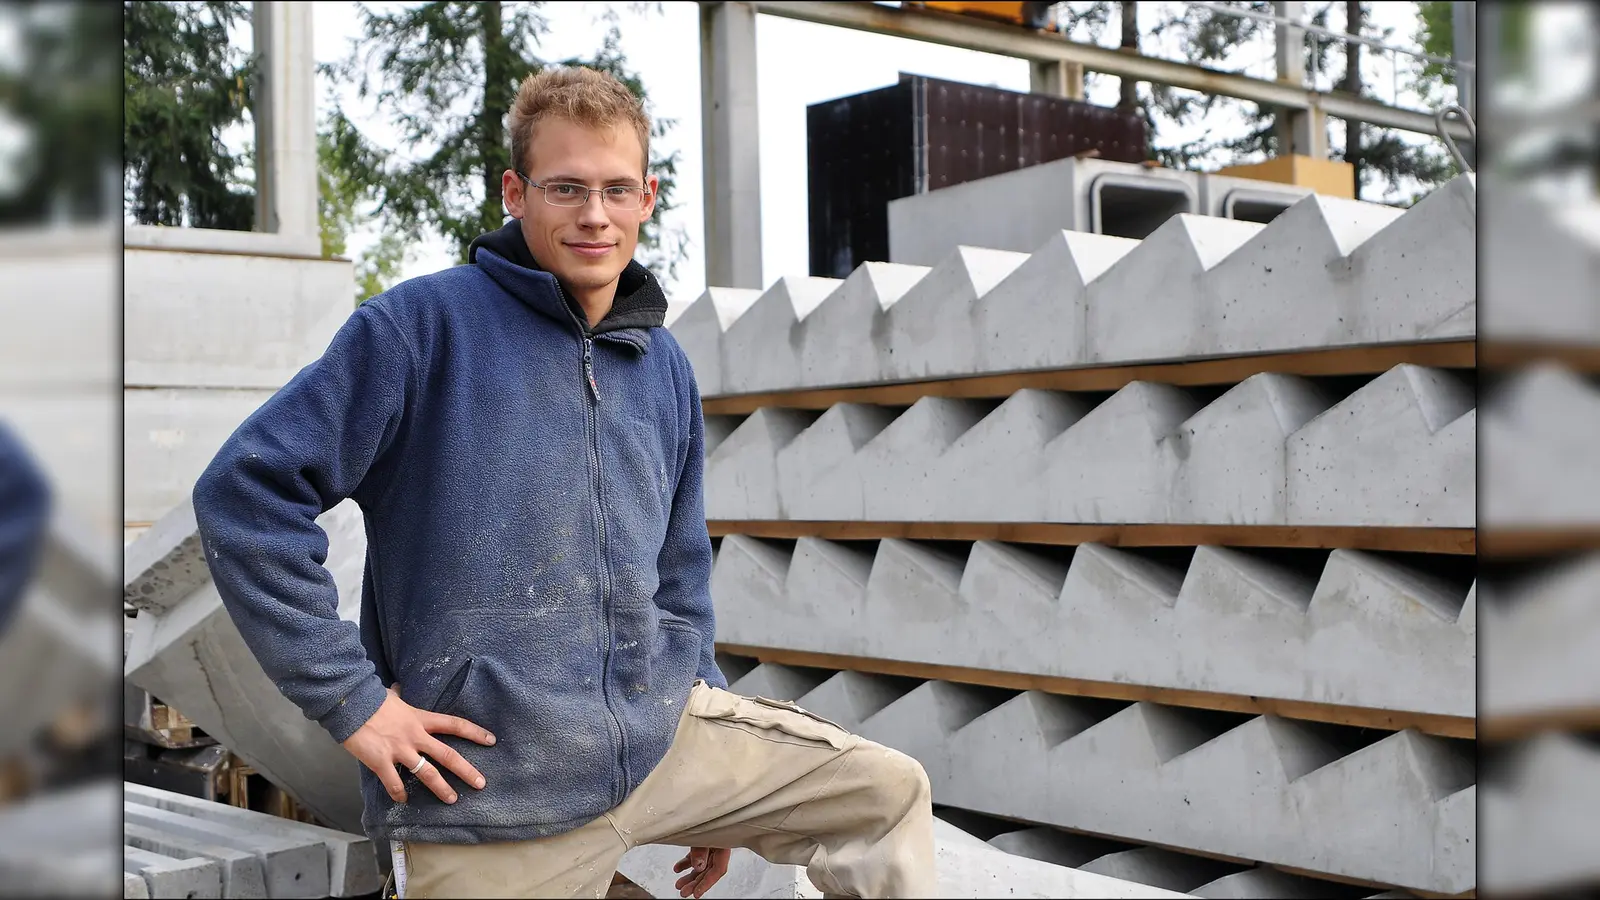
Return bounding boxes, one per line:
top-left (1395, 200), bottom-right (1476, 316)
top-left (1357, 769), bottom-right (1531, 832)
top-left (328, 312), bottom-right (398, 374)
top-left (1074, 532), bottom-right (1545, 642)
top-left (342, 685), bottom-right (497, 804)
top-left (673, 847), bottom-right (730, 898)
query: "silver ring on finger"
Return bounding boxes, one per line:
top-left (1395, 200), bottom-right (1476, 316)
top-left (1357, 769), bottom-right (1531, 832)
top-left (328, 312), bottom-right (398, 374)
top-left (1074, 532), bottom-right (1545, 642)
top-left (408, 757), bottom-right (431, 775)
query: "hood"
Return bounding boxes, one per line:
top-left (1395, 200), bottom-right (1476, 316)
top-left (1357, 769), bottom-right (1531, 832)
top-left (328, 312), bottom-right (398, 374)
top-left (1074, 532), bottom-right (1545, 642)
top-left (467, 220), bottom-right (668, 337)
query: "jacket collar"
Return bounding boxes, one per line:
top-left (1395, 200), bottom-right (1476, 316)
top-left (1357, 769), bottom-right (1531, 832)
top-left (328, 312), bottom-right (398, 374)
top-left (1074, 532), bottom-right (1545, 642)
top-left (467, 220), bottom-right (665, 352)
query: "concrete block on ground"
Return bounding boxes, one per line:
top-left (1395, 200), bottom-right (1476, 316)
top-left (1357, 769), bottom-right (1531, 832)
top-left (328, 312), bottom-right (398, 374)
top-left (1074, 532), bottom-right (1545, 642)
top-left (1286, 365), bottom-right (1475, 527)
top-left (0, 574), bottom-right (120, 758)
top-left (125, 783), bottom-right (381, 898)
top-left (124, 822), bottom-right (268, 899)
top-left (669, 287), bottom-right (763, 397)
top-left (795, 262), bottom-right (929, 389)
top-left (124, 249), bottom-right (354, 389)
top-left (774, 404), bottom-right (895, 521)
top-left (122, 499), bottom-right (369, 836)
top-left (971, 231), bottom-right (1137, 374)
top-left (124, 871), bottom-right (151, 898)
top-left (879, 247), bottom-right (1029, 382)
top-left (704, 408), bottom-right (815, 519)
top-left (935, 390), bottom-right (1089, 522)
top-left (721, 276), bottom-right (842, 395)
top-left (124, 846), bottom-right (223, 899)
top-left (1041, 382), bottom-right (1202, 523)
top-left (0, 780), bottom-right (121, 898)
top-left (1086, 215), bottom-right (1264, 365)
top-left (124, 386), bottom-right (276, 525)
top-left (123, 802), bottom-right (329, 898)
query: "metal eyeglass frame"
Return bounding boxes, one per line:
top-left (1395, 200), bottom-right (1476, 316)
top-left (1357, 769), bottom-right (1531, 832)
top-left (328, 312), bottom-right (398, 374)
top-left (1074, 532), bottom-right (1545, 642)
top-left (515, 171), bottom-right (652, 210)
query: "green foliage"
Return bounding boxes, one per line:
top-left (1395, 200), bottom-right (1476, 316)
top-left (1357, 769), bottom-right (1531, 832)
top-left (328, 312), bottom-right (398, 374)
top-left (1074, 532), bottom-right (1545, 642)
top-left (123, 0), bottom-right (258, 229)
top-left (318, 108), bottom-right (410, 303)
top-left (320, 1), bottom-right (688, 285)
top-left (0, 1), bottom-right (120, 224)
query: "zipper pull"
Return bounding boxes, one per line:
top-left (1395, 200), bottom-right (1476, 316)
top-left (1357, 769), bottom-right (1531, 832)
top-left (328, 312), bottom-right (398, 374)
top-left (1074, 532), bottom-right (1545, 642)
top-left (583, 338), bottom-right (599, 402)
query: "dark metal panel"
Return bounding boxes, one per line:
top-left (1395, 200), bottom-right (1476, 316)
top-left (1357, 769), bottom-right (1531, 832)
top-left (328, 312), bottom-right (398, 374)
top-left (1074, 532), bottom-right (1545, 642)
top-left (807, 73), bottom-right (1147, 278)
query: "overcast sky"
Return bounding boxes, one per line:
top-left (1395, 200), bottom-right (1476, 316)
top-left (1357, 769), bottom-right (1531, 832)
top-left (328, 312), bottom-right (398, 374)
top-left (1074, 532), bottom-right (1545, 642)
top-left (309, 1), bottom-right (1451, 307)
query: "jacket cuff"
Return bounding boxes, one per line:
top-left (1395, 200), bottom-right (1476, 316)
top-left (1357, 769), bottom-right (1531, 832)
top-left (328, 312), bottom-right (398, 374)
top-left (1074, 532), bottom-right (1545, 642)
top-left (318, 675), bottom-right (390, 744)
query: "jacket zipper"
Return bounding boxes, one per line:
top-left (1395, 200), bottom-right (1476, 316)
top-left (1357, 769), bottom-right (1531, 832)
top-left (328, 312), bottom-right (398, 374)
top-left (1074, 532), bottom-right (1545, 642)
top-left (556, 281), bottom-right (628, 806)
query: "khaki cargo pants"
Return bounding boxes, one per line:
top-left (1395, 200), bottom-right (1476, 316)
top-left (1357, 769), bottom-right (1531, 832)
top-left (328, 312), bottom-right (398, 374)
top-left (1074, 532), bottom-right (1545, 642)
top-left (401, 680), bottom-right (936, 899)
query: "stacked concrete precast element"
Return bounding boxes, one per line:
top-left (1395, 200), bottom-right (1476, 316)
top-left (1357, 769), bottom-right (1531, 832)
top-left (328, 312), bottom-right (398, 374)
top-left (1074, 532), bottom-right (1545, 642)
top-left (1479, 183), bottom-right (1600, 897)
top-left (674, 174), bottom-right (1478, 897)
top-left (674, 175), bottom-right (1474, 397)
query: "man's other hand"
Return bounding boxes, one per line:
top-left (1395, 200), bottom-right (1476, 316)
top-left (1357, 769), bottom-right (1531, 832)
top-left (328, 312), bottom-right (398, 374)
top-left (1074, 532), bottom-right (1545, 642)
top-left (342, 686), bottom-right (497, 804)
top-left (672, 847), bottom-right (730, 898)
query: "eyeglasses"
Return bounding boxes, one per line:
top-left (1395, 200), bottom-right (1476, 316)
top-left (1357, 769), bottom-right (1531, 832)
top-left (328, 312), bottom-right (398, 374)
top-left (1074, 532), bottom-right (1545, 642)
top-left (516, 172), bottom-right (651, 210)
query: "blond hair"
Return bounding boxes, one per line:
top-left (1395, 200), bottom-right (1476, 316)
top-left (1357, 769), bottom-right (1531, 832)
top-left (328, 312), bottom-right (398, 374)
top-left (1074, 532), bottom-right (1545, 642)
top-left (510, 66), bottom-right (651, 177)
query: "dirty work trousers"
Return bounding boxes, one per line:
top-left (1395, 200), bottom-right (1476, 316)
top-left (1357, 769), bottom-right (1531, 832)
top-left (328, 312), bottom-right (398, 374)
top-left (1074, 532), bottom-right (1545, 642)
top-left (401, 679), bottom-right (937, 899)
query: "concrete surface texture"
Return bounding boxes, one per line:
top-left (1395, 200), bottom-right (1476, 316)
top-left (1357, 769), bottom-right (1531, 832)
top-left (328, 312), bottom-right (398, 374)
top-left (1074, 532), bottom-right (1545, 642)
top-left (0, 518), bottom-right (121, 758)
top-left (1481, 362), bottom-right (1600, 527)
top-left (1481, 731), bottom-right (1600, 896)
top-left (122, 499), bottom-right (370, 835)
top-left (123, 242), bottom-right (354, 529)
top-left (726, 663), bottom-right (1474, 894)
top-left (705, 366), bottom-right (1476, 528)
top-left (884, 156), bottom-right (1207, 267)
top-left (1478, 553), bottom-right (1600, 722)
top-left (712, 535), bottom-right (1474, 718)
top-left (1480, 177), bottom-right (1600, 343)
top-left (0, 780), bottom-right (122, 898)
top-left (674, 174), bottom-right (1476, 399)
top-left (123, 782), bottom-right (382, 898)
top-left (616, 817), bottom-right (1196, 899)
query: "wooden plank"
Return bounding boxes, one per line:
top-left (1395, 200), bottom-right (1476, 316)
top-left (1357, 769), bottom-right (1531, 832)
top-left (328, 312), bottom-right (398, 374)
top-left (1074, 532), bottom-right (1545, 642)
top-left (716, 643), bottom-right (1476, 740)
top-left (701, 340), bottom-right (1476, 415)
top-left (1478, 528), bottom-right (1600, 560)
top-left (706, 520), bottom-right (1476, 555)
top-left (1480, 708), bottom-right (1600, 743)
top-left (1479, 340), bottom-right (1600, 373)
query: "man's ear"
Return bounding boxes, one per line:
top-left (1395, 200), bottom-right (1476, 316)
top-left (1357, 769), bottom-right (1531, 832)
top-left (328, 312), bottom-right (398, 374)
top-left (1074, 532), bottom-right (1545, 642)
top-left (502, 169), bottom-right (525, 219)
top-left (641, 173), bottom-right (661, 221)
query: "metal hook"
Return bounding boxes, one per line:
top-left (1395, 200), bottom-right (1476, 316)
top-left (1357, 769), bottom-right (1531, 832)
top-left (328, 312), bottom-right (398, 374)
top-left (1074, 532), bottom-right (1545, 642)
top-left (1436, 103), bottom-right (1477, 174)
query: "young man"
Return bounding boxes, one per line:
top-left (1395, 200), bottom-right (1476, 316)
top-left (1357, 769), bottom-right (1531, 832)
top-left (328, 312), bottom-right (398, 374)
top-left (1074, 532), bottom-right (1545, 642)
top-left (193, 66), bottom-right (935, 899)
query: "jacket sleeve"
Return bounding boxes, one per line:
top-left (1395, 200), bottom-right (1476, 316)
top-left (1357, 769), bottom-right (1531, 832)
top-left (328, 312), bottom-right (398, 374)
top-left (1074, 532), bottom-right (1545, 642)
top-left (192, 301), bottom-right (414, 743)
top-left (0, 422), bottom-right (50, 636)
top-left (653, 352), bottom-right (727, 689)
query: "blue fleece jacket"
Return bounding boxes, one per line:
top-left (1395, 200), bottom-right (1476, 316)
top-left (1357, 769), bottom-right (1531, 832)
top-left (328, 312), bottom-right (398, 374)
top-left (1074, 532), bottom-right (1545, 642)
top-left (0, 422), bottom-right (50, 636)
top-left (192, 223), bottom-right (727, 845)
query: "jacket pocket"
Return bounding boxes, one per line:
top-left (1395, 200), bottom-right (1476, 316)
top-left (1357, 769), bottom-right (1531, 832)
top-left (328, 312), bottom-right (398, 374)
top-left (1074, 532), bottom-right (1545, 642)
top-left (429, 658), bottom-right (475, 716)
top-left (690, 688), bottom-right (852, 751)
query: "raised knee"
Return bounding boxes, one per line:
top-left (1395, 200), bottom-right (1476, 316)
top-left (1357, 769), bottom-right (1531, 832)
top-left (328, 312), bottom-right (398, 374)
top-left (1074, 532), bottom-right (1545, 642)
top-left (866, 745), bottom-right (932, 810)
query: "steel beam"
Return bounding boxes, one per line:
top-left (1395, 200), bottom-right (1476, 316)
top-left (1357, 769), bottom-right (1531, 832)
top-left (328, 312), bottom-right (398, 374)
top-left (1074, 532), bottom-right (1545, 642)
top-left (734, 0), bottom-right (1471, 141)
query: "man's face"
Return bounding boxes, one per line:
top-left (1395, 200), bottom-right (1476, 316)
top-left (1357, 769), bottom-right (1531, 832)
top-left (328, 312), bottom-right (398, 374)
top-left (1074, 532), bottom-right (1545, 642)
top-left (501, 118), bottom-right (659, 298)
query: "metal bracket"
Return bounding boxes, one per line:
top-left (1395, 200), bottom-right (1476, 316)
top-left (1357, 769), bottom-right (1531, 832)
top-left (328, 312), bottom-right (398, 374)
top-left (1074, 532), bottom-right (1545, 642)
top-left (1436, 103), bottom-right (1477, 174)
